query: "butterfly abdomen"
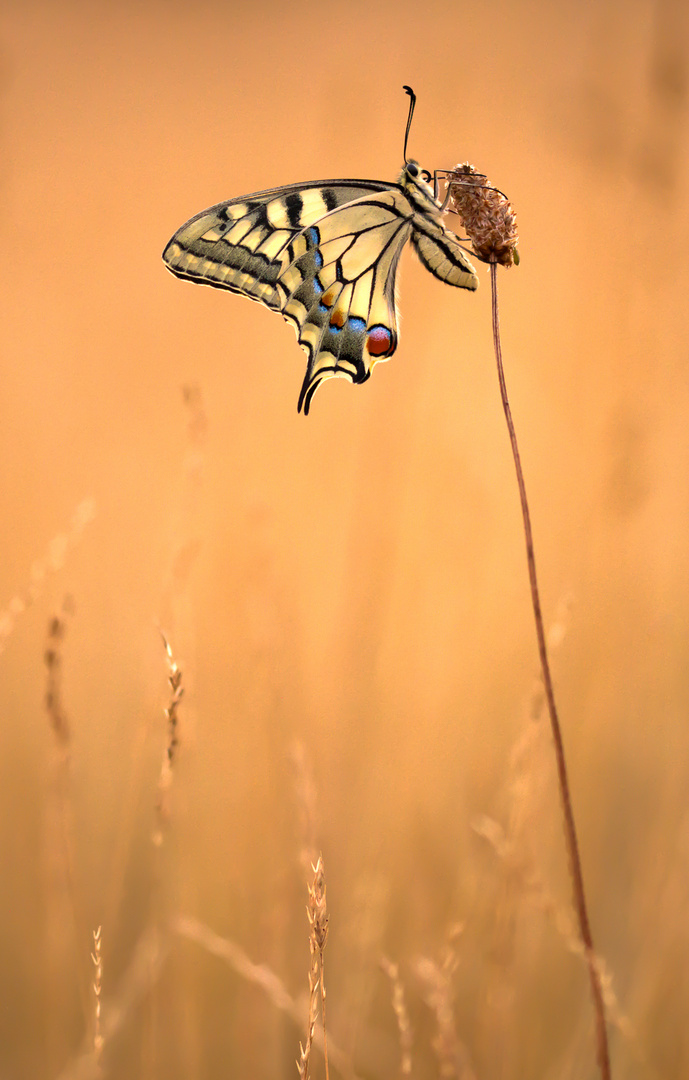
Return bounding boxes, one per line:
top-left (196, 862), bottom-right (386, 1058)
top-left (410, 226), bottom-right (479, 289)
top-left (399, 164), bottom-right (479, 291)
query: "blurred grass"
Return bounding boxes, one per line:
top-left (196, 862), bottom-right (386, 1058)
top-left (1, 0), bottom-right (689, 1077)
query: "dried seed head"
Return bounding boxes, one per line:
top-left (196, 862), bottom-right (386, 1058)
top-left (307, 855), bottom-right (329, 953)
top-left (449, 163), bottom-right (519, 267)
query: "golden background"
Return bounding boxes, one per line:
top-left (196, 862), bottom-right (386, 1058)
top-left (1, 1), bottom-right (687, 1077)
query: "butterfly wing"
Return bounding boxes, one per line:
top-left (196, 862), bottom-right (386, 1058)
top-left (163, 180), bottom-right (390, 302)
top-left (163, 180), bottom-right (416, 412)
top-left (163, 180), bottom-right (394, 410)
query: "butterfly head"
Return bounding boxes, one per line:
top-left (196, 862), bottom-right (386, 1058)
top-left (399, 159), bottom-right (438, 206)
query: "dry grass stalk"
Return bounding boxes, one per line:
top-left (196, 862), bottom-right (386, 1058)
top-left (475, 812), bottom-right (636, 1050)
top-left (174, 915), bottom-right (362, 1080)
top-left (298, 855), bottom-right (330, 1080)
top-left (57, 925), bottom-right (171, 1080)
top-left (43, 601), bottom-right (91, 1043)
top-left (473, 600), bottom-right (573, 1073)
top-left (471, 183), bottom-right (611, 1077)
top-left (380, 957), bottom-right (412, 1078)
top-left (0, 498), bottom-right (95, 656)
top-left (102, 386), bottom-right (204, 935)
top-left (45, 601), bottom-right (73, 748)
top-left (161, 631), bottom-right (183, 766)
top-left (153, 631), bottom-right (183, 846)
top-left (91, 926), bottom-right (103, 1062)
top-left (448, 164), bottom-right (519, 267)
top-left (414, 928), bottom-right (477, 1080)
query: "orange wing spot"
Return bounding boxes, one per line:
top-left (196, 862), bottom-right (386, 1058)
top-left (321, 289), bottom-right (337, 307)
top-left (366, 325), bottom-right (394, 357)
top-left (329, 309), bottom-right (346, 329)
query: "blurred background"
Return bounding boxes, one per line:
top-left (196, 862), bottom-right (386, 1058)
top-left (1, 1), bottom-right (688, 1077)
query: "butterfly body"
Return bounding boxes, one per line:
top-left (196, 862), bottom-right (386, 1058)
top-left (163, 161), bottom-right (478, 413)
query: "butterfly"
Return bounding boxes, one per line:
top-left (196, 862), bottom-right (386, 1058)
top-left (162, 87), bottom-right (479, 414)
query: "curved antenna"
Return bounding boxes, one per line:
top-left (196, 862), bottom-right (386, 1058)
top-left (402, 85), bottom-right (416, 163)
top-left (435, 168), bottom-right (510, 202)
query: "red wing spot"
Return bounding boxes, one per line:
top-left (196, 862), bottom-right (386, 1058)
top-left (366, 325), bottom-right (394, 357)
top-left (330, 309), bottom-right (346, 328)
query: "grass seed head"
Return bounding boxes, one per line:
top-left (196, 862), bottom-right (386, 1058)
top-left (308, 855), bottom-right (329, 953)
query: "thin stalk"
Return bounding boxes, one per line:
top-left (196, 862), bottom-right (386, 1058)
top-left (489, 261), bottom-right (611, 1080)
top-left (320, 954), bottom-right (330, 1080)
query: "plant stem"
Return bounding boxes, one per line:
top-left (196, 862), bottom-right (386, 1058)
top-left (489, 261), bottom-right (611, 1080)
top-left (320, 954), bottom-right (330, 1080)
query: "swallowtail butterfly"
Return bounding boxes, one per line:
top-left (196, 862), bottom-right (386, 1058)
top-left (163, 88), bottom-right (478, 414)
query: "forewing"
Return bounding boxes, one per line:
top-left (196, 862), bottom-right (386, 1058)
top-left (162, 179), bottom-right (392, 310)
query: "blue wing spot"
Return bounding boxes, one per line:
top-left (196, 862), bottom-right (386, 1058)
top-left (348, 317), bottom-right (366, 333)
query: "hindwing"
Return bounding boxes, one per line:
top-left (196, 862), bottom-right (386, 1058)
top-left (277, 189), bottom-right (416, 412)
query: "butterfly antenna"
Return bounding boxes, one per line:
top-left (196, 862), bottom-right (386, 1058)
top-left (402, 85), bottom-right (416, 163)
